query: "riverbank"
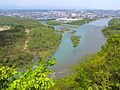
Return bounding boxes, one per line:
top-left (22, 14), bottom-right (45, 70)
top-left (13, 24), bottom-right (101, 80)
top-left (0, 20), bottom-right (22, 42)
top-left (52, 18), bottom-right (120, 90)
top-left (52, 18), bottom-right (110, 78)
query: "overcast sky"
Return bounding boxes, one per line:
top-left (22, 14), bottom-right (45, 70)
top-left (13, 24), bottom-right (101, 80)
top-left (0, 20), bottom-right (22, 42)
top-left (0, 0), bottom-right (120, 10)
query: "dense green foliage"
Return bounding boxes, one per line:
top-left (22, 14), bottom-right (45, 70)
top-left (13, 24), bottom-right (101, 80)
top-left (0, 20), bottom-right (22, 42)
top-left (0, 16), bottom-right (61, 68)
top-left (53, 19), bottom-right (120, 90)
top-left (67, 18), bottom-right (98, 25)
top-left (0, 26), bottom-right (33, 67)
top-left (0, 59), bottom-right (55, 90)
top-left (71, 35), bottom-right (80, 47)
top-left (102, 18), bottom-right (120, 37)
top-left (28, 26), bottom-right (61, 59)
top-left (0, 16), bottom-right (61, 90)
top-left (108, 19), bottom-right (120, 30)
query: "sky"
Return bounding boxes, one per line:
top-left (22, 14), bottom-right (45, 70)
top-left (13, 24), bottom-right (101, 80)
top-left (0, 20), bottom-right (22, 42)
top-left (0, 0), bottom-right (120, 10)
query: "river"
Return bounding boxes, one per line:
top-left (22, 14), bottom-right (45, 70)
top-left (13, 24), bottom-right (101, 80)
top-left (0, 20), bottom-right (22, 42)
top-left (50, 18), bottom-right (110, 78)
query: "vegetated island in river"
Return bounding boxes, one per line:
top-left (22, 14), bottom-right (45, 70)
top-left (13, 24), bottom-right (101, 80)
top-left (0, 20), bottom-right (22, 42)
top-left (46, 18), bottom-right (99, 26)
top-left (71, 35), bottom-right (81, 47)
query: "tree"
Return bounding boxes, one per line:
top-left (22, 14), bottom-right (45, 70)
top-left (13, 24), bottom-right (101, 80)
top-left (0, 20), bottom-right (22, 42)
top-left (0, 59), bottom-right (56, 90)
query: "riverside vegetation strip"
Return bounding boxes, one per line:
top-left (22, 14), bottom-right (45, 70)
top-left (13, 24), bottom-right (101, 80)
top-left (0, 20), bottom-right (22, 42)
top-left (66, 18), bottom-right (99, 25)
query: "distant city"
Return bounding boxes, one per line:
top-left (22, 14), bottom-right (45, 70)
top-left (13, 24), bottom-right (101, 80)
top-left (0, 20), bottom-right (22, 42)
top-left (0, 9), bottom-right (120, 22)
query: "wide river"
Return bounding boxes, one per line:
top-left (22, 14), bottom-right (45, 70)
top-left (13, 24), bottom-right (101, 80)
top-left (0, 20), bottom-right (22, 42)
top-left (51, 18), bottom-right (110, 77)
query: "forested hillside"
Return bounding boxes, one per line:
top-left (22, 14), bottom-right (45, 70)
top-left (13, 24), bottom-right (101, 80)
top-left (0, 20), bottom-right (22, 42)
top-left (0, 16), bottom-right (61, 68)
top-left (0, 15), bottom-right (62, 90)
top-left (53, 19), bottom-right (120, 90)
top-left (0, 16), bottom-right (42, 28)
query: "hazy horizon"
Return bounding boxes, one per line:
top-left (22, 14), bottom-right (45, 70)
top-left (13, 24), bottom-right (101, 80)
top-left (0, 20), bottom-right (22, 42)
top-left (0, 0), bottom-right (120, 10)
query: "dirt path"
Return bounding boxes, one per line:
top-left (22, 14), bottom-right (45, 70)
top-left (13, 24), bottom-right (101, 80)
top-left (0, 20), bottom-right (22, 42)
top-left (23, 29), bottom-right (31, 50)
top-left (0, 26), bottom-right (31, 51)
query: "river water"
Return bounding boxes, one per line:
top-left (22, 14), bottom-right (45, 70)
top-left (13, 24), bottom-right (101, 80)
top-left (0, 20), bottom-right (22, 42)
top-left (51, 18), bottom-right (110, 77)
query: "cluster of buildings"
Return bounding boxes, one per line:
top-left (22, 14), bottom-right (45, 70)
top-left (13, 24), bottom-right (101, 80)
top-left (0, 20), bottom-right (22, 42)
top-left (0, 9), bottom-right (120, 21)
